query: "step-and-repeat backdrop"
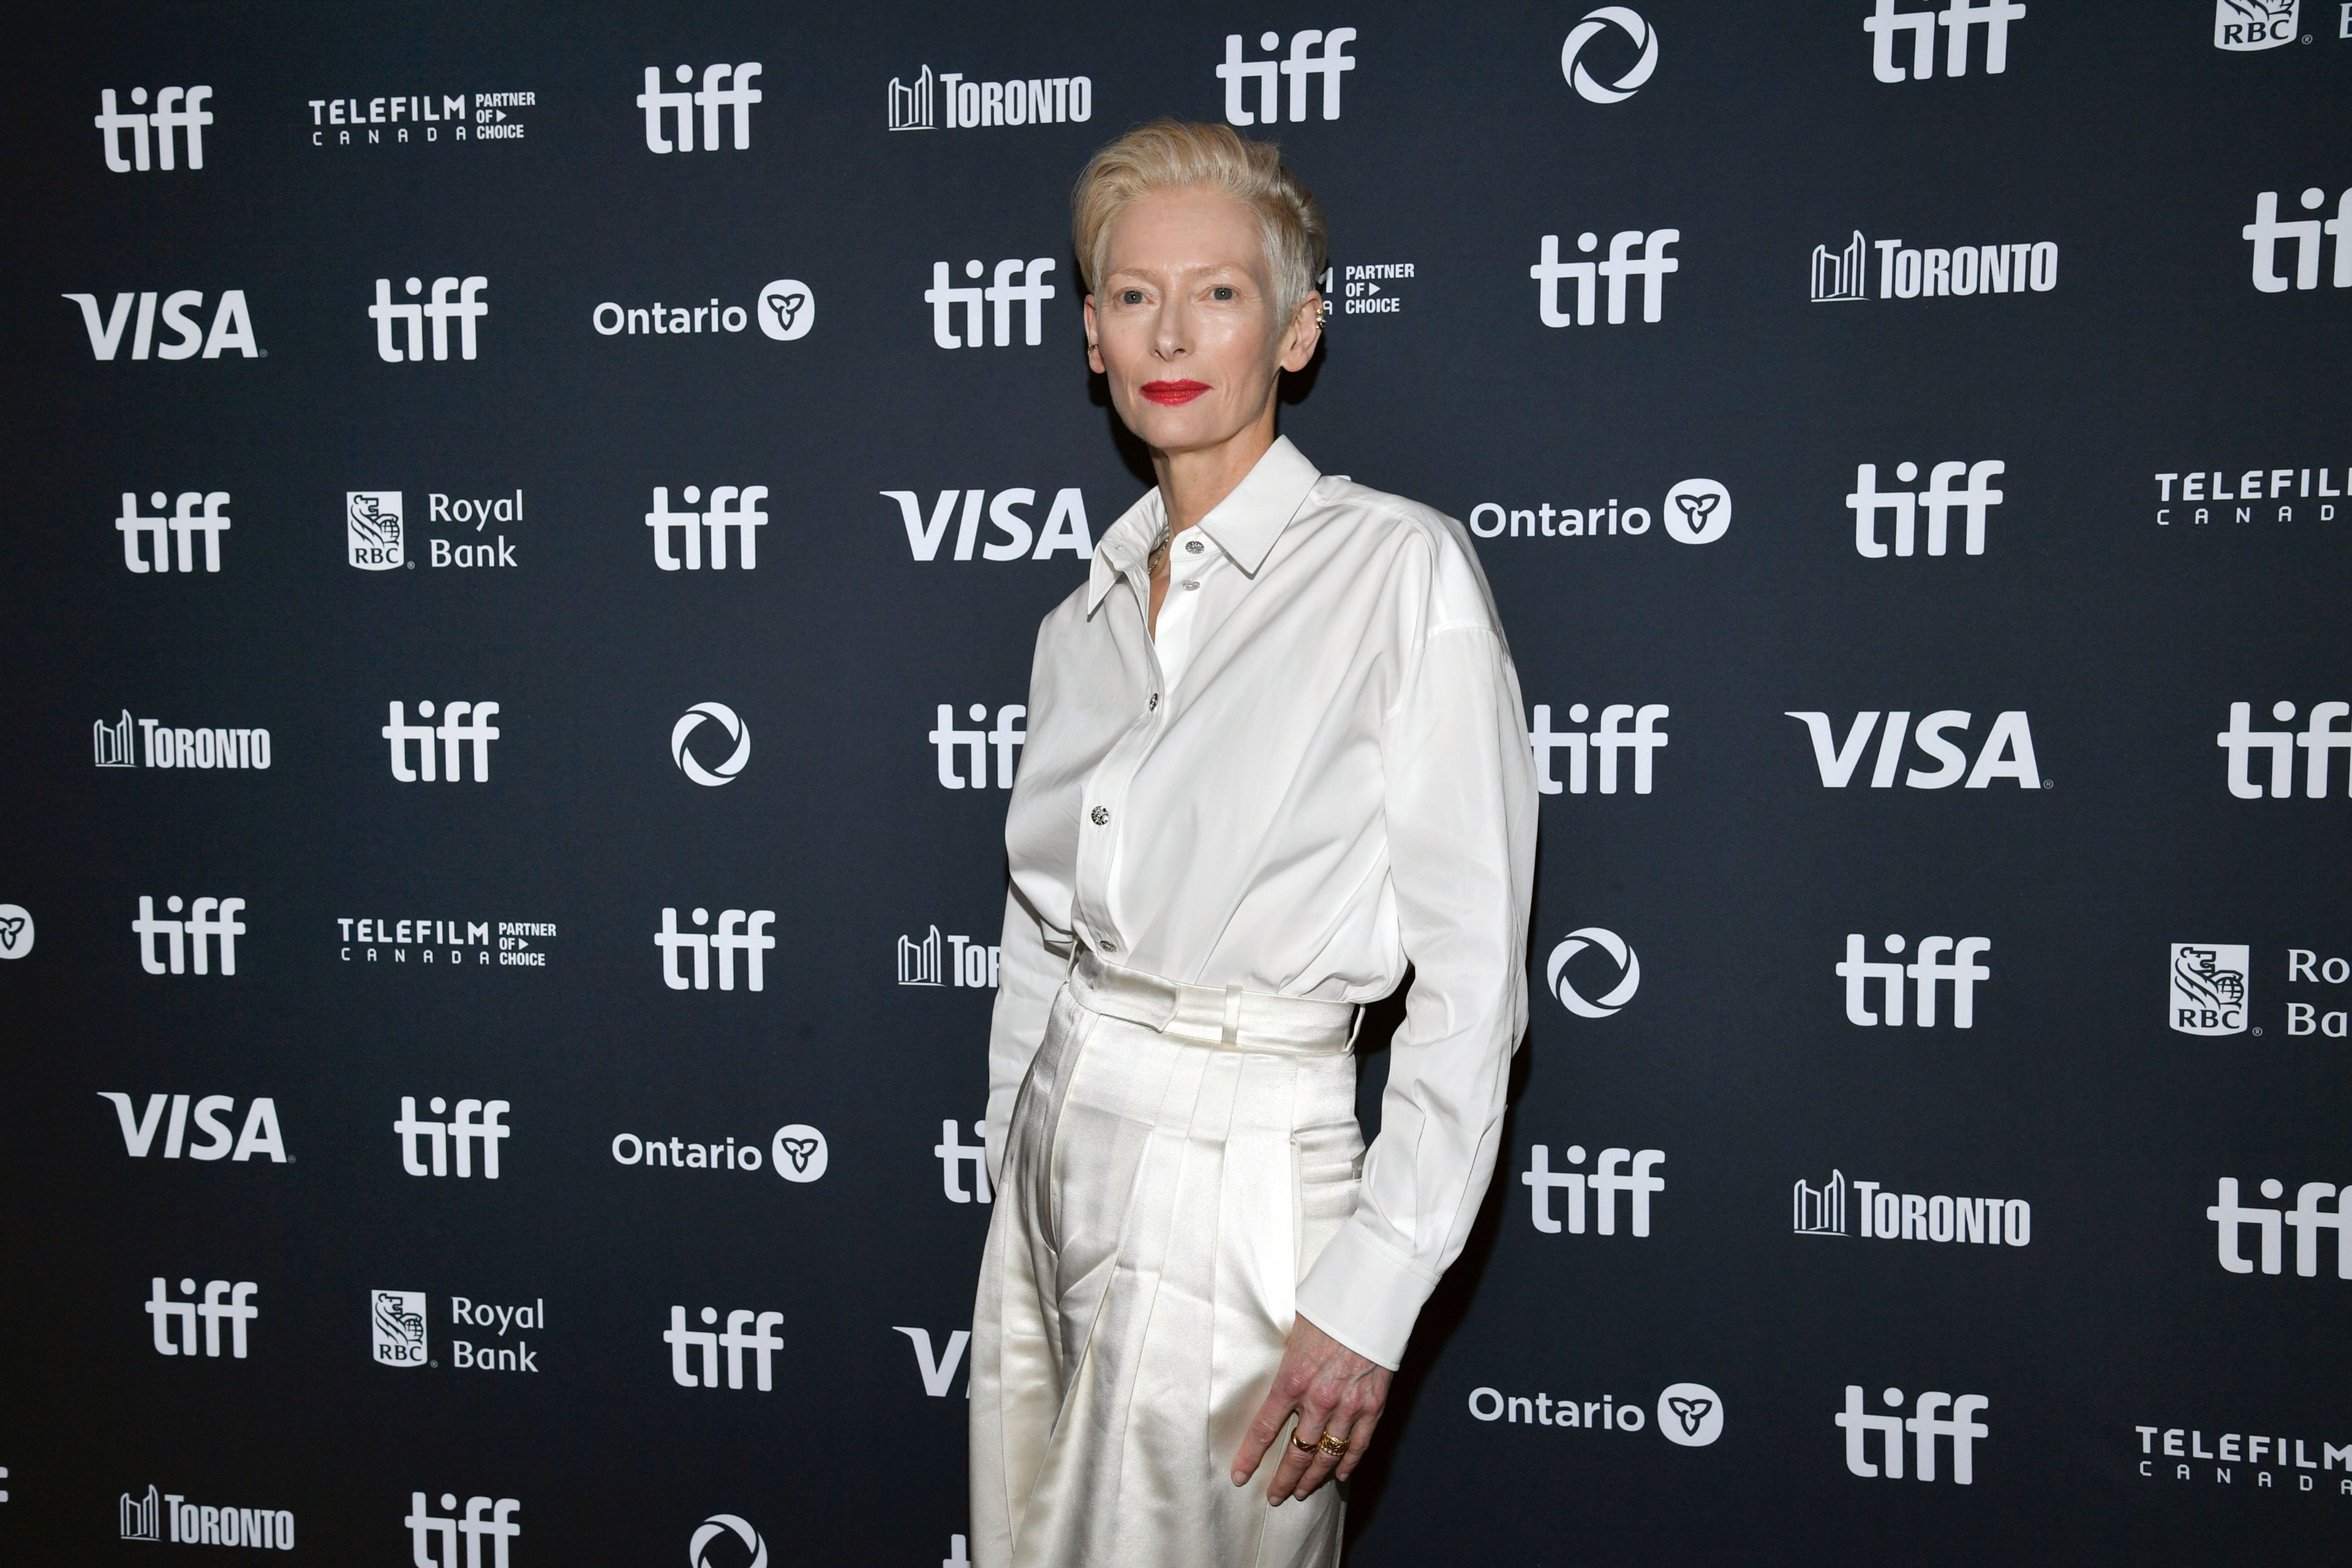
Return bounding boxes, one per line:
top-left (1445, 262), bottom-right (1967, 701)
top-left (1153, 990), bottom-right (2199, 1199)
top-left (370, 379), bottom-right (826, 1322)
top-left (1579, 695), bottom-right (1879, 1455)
top-left (4, 2), bottom-right (2347, 1562)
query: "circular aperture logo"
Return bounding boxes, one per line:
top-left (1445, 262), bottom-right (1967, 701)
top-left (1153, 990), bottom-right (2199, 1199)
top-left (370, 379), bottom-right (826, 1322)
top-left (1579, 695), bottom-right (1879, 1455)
top-left (690, 1513), bottom-right (767, 1568)
top-left (1546, 927), bottom-right (1640, 1018)
top-left (672, 703), bottom-right (750, 786)
top-left (1562, 7), bottom-right (1659, 105)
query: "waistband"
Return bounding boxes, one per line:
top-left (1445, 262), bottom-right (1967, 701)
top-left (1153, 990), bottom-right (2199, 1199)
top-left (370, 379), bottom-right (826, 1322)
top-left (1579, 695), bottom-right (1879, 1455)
top-left (1067, 946), bottom-right (1359, 1056)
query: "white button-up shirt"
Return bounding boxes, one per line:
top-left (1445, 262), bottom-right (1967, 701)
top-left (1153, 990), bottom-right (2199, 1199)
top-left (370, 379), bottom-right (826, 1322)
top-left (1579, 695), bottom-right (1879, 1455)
top-left (984, 435), bottom-right (1539, 1370)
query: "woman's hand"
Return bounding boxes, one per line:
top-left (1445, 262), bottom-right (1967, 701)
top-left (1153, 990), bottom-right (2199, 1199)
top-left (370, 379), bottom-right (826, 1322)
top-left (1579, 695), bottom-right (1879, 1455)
top-left (1231, 1313), bottom-right (1392, 1504)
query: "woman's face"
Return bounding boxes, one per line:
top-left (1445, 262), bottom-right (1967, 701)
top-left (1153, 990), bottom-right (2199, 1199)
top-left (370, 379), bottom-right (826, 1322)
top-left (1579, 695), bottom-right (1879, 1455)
top-left (1087, 187), bottom-right (1320, 458)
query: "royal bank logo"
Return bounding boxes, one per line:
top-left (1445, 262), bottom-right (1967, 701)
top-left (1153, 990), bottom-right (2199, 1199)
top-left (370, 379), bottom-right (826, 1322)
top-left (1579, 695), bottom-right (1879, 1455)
top-left (611, 1123), bottom-right (828, 1182)
top-left (338, 915), bottom-right (556, 969)
top-left (2215, 0), bottom-right (2301, 50)
top-left (102, 1093), bottom-right (288, 1163)
top-left (0, 903), bottom-right (32, 960)
top-left (146, 1277), bottom-right (257, 1357)
top-left (1838, 1384), bottom-right (1990, 1483)
top-left (692, 1515), bottom-right (769, 1568)
top-left (65, 290), bottom-right (259, 360)
top-left (591, 280), bottom-right (813, 341)
top-left (888, 65), bottom-right (1095, 130)
top-left (673, 703), bottom-right (751, 786)
top-left (369, 276), bottom-right (489, 361)
top-left (1785, 711), bottom-right (2043, 788)
top-left (644, 485), bottom-right (770, 570)
top-left (925, 260), bottom-right (1058, 348)
top-left (1530, 229), bottom-right (1679, 326)
top-left (1470, 479), bottom-right (1730, 546)
top-left (94, 710), bottom-right (272, 771)
top-left (2170, 944), bottom-right (2250, 1035)
top-left (307, 91), bottom-right (531, 148)
top-left (1561, 8), bottom-right (1659, 104)
top-left (1864, 0), bottom-right (2024, 81)
top-left (347, 491), bottom-right (523, 571)
top-left (1464, 1379), bottom-right (1723, 1446)
top-left (1838, 934), bottom-right (1992, 1027)
top-left (2216, 701), bottom-right (2352, 798)
top-left (638, 63), bottom-right (763, 152)
top-left (2243, 187), bottom-right (2352, 292)
top-left (121, 1484), bottom-right (296, 1549)
top-left (881, 488), bottom-right (1095, 561)
top-left (2209, 1177), bottom-right (2351, 1277)
top-left (1811, 233), bottom-right (2057, 301)
top-left (135, 896), bottom-right (245, 977)
top-left (374, 1289), bottom-right (429, 1365)
top-left (1544, 928), bottom-right (1642, 1018)
top-left (118, 491), bottom-right (231, 572)
top-left (405, 1494), bottom-right (520, 1568)
top-left (347, 490), bottom-right (405, 567)
top-left (1526, 709), bottom-right (1669, 796)
top-left (1793, 1169), bottom-right (2032, 1245)
top-left (1845, 461), bottom-right (2006, 556)
top-left (1522, 1143), bottom-right (1665, 1234)
top-left (897, 925), bottom-right (1000, 987)
top-left (1218, 28), bottom-right (1357, 124)
top-left (97, 86), bottom-right (212, 170)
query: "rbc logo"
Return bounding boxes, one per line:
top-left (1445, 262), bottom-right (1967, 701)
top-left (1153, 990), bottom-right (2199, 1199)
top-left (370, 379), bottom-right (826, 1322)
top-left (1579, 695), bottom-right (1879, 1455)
top-left (348, 491), bottom-right (405, 568)
top-left (2215, 1), bottom-right (2300, 51)
top-left (2169, 944), bottom-right (2249, 1036)
top-left (374, 1289), bottom-right (429, 1365)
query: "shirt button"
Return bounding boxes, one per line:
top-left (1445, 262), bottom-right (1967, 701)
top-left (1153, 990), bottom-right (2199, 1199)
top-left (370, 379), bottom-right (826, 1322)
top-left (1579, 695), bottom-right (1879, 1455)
top-left (1098, 940), bottom-right (1117, 953)
top-left (1185, 538), bottom-right (1205, 554)
top-left (1182, 579), bottom-right (1200, 590)
top-left (1090, 805), bottom-right (1110, 826)
top-left (1148, 693), bottom-right (1160, 710)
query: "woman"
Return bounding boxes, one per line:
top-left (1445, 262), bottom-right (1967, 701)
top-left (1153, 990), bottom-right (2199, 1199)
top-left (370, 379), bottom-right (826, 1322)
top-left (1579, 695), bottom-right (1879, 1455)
top-left (969, 121), bottom-right (1537, 1567)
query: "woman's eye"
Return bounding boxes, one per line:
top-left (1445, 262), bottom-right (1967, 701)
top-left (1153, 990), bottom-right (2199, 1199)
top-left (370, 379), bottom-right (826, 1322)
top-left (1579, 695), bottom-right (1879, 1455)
top-left (1120, 289), bottom-right (1145, 304)
top-left (1210, 285), bottom-right (1237, 301)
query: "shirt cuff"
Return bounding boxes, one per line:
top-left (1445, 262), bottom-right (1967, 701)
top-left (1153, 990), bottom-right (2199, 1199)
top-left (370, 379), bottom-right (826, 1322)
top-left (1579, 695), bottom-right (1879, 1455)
top-left (1294, 1218), bottom-right (1439, 1371)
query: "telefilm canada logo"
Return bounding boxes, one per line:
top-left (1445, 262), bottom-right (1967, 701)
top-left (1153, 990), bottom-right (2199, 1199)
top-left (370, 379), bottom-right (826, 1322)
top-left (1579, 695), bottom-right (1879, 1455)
top-left (337, 915), bottom-right (557, 969)
top-left (1471, 478), bottom-right (1729, 546)
top-left (97, 86), bottom-right (212, 170)
top-left (347, 491), bottom-right (526, 571)
top-left (592, 280), bottom-right (813, 341)
top-left (887, 64), bottom-right (1095, 130)
top-left (1811, 233), bottom-right (2056, 302)
top-left (95, 710), bottom-right (271, 771)
top-left (2135, 1419), bottom-right (2352, 1496)
top-left (2152, 464), bottom-right (2348, 527)
top-left (117, 491), bottom-right (231, 572)
top-left (1466, 1380), bottom-right (1723, 1447)
top-left (307, 90), bottom-right (533, 148)
top-left (119, 1483), bottom-right (295, 1549)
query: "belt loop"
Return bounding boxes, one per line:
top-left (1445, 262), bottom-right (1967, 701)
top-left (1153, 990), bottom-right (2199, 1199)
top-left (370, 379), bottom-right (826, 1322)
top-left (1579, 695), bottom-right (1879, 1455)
top-left (1347, 1005), bottom-right (1365, 1049)
top-left (1221, 984), bottom-right (1243, 1048)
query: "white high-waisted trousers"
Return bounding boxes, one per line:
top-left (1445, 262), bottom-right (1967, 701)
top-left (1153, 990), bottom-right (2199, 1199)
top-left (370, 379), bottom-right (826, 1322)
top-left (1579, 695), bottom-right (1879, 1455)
top-left (969, 949), bottom-right (1365, 1568)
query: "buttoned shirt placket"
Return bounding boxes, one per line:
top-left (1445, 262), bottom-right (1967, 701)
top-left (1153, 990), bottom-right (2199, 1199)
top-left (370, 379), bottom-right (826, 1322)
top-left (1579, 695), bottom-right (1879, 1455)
top-left (1069, 507), bottom-right (1173, 962)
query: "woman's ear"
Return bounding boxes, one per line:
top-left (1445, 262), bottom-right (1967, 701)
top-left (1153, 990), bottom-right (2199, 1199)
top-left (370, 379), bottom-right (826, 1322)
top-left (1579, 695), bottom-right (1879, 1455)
top-left (1280, 293), bottom-right (1324, 372)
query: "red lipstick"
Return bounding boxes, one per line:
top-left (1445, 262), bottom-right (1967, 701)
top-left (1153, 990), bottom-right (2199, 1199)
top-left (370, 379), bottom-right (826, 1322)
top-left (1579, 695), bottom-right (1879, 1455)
top-left (1140, 380), bottom-right (1210, 405)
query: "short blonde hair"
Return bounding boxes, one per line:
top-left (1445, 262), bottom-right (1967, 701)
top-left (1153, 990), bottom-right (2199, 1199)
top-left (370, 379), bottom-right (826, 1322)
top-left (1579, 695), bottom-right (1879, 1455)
top-left (1071, 119), bottom-right (1327, 322)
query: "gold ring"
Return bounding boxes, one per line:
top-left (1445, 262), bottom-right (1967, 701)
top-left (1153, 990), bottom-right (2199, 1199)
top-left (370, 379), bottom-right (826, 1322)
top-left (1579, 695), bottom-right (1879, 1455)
top-left (1316, 1432), bottom-right (1349, 1456)
top-left (1291, 1431), bottom-right (1321, 1453)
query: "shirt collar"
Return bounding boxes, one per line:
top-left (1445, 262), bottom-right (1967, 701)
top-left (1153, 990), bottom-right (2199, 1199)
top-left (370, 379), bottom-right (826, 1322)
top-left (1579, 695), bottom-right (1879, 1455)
top-left (1084, 436), bottom-right (1323, 615)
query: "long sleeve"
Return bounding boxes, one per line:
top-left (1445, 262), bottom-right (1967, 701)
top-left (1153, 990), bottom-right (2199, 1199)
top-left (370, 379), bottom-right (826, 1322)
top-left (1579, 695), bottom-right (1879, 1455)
top-left (982, 880), bottom-right (1068, 1186)
top-left (1293, 568), bottom-right (1539, 1370)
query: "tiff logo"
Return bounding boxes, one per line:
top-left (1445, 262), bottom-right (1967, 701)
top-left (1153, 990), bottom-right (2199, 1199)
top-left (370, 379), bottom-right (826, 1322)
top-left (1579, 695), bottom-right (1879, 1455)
top-left (1838, 934), bottom-right (1991, 1027)
top-left (66, 290), bottom-right (258, 360)
top-left (900, 926), bottom-right (1000, 988)
top-left (96, 86), bottom-right (213, 171)
top-left (1785, 710), bottom-right (2042, 789)
top-left (1522, 1145), bottom-right (1666, 1235)
top-left (638, 63), bottom-right (763, 152)
top-left (146, 1277), bottom-right (257, 1357)
top-left (1218, 29), bottom-right (1357, 123)
top-left (383, 701), bottom-right (502, 782)
top-left (370, 277), bottom-right (488, 362)
top-left (1838, 1385), bottom-right (1991, 1483)
top-left (2208, 1178), bottom-right (2351, 1276)
top-left (406, 1495), bottom-right (520, 1568)
top-left (881, 488), bottom-right (1096, 561)
top-left (117, 491), bottom-right (230, 572)
top-left (395, 1096), bottom-right (511, 1178)
top-left (1845, 461), bottom-right (2004, 556)
top-left (894, 1325), bottom-right (971, 1397)
top-left (1530, 230), bottom-right (1680, 326)
top-left (646, 485), bottom-right (769, 569)
top-left (1864, 0), bottom-right (2026, 82)
top-left (931, 705), bottom-right (1027, 789)
top-left (926, 259), bottom-right (1058, 348)
top-left (2217, 701), bottom-right (2352, 797)
top-left (666, 1306), bottom-right (785, 1389)
top-left (102, 1093), bottom-right (287, 1163)
top-left (655, 907), bottom-right (777, 990)
top-left (134, 896), bottom-right (245, 976)
top-left (1526, 704), bottom-right (1668, 795)
top-left (2244, 188), bottom-right (2352, 292)
top-left (936, 1118), bottom-right (993, 1203)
